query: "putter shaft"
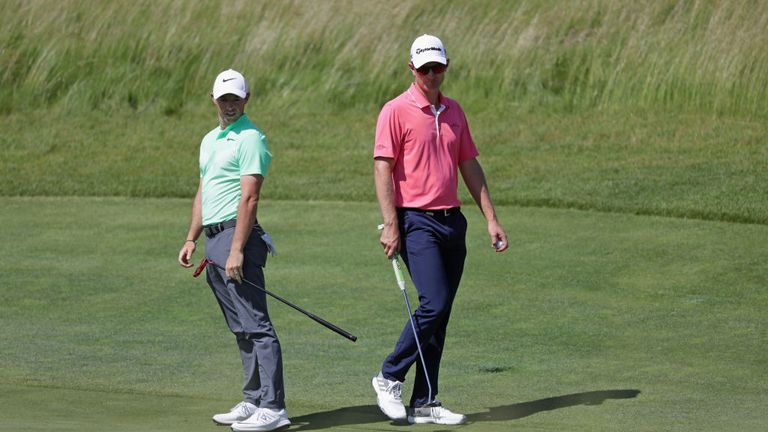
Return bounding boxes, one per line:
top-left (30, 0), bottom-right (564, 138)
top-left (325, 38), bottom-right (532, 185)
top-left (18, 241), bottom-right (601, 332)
top-left (193, 258), bottom-right (357, 342)
top-left (391, 253), bottom-right (433, 405)
top-left (379, 223), bottom-right (433, 404)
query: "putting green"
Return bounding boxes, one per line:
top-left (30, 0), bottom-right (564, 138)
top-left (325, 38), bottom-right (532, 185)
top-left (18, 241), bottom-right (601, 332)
top-left (0, 197), bottom-right (765, 431)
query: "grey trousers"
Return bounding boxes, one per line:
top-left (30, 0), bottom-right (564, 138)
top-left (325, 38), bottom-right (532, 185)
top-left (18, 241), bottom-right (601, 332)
top-left (204, 225), bottom-right (285, 409)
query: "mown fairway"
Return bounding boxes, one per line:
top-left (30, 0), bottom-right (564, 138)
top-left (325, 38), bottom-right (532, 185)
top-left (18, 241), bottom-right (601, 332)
top-left (0, 197), bottom-right (765, 431)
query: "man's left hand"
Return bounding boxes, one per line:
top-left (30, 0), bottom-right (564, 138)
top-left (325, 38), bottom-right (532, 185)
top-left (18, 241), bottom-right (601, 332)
top-left (488, 220), bottom-right (508, 253)
top-left (225, 251), bottom-right (244, 283)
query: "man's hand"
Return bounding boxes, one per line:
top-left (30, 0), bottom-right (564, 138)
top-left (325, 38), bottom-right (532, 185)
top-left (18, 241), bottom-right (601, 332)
top-left (488, 220), bottom-right (508, 253)
top-left (379, 224), bottom-right (401, 259)
top-left (225, 250), bottom-right (244, 284)
top-left (178, 241), bottom-right (196, 267)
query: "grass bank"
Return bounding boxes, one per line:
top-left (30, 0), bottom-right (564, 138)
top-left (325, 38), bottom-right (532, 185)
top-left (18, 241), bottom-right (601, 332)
top-left (1, 108), bottom-right (766, 224)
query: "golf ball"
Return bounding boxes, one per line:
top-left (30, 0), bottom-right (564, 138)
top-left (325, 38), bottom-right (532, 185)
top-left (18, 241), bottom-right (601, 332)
top-left (495, 240), bottom-right (504, 249)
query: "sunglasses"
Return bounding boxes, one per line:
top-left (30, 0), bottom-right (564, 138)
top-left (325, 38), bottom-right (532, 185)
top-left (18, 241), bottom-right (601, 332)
top-left (412, 63), bottom-right (448, 75)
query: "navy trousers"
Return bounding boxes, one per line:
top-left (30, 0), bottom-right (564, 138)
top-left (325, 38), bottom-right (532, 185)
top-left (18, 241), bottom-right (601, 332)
top-left (381, 208), bottom-right (467, 407)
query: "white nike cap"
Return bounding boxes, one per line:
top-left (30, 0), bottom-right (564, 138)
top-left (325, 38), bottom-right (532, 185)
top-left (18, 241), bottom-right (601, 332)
top-left (410, 34), bottom-right (448, 68)
top-left (212, 69), bottom-right (249, 99)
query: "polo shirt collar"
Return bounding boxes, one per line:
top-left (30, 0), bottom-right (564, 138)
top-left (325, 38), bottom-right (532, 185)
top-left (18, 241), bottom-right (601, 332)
top-left (408, 83), bottom-right (446, 110)
top-left (216, 114), bottom-right (249, 140)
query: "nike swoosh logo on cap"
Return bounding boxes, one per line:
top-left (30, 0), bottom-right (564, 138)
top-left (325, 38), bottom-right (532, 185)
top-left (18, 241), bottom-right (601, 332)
top-left (223, 78), bottom-right (236, 82)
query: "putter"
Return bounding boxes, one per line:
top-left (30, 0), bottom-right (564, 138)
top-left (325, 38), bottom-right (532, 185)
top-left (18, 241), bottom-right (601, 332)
top-left (378, 224), bottom-right (433, 405)
top-left (193, 257), bottom-right (357, 342)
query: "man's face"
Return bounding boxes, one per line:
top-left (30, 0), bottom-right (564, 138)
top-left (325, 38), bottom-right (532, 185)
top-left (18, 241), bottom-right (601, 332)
top-left (212, 93), bottom-right (249, 127)
top-left (411, 60), bottom-right (449, 94)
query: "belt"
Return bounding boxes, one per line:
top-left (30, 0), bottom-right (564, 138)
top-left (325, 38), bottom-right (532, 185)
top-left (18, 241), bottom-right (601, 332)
top-left (203, 219), bottom-right (237, 238)
top-left (400, 207), bottom-right (461, 217)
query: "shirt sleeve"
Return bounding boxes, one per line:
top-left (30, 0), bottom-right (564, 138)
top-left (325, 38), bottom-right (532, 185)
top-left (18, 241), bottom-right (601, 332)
top-left (373, 102), bottom-right (402, 160)
top-left (238, 132), bottom-right (273, 177)
top-left (458, 108), bottom-right (479, 162)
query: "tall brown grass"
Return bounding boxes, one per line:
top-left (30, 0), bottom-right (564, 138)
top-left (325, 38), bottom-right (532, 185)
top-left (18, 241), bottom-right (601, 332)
top-left (1, 0), bottom-right (766, 116)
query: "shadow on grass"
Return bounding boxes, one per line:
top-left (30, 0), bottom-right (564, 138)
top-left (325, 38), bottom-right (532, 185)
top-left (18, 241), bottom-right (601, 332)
top-left (289, 389), bottom-right (641, 430)
top-left (290, 405), bottom-right (381, 430)
top-left (466, 389), bottom-right (641, 422)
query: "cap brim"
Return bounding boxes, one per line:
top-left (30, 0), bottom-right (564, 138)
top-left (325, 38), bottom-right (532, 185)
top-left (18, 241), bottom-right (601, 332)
top-left (213, 87), bottom-right (247, 100)
top-left (412, 53), bottom-right (448, 69)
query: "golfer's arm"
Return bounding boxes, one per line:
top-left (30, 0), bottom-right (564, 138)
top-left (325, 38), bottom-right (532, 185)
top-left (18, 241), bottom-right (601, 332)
top-left (459, 158), bottom-right (499, 223)
top-left (185, 179), bottom-right (204, 242)
top-left (374, 157), bottom-right (398, 227)
top-left (231, 174), bottom-right (263, 252)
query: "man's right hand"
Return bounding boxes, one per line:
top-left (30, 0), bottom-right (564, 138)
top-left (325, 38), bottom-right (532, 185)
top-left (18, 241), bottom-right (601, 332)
top-left (379, 224), bottom-right (400, 259)
top-left (178, 241), bottom-right (196, 268)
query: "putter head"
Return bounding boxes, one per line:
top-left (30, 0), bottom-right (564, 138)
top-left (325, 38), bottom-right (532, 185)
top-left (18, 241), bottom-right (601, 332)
top-left (192, 258), bottom-right (209, 278)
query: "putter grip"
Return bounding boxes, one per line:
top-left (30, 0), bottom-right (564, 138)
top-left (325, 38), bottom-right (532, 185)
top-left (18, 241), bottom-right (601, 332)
top-left (192, 258), bottom-right (209, 278)
top-left (391, 256), bottom-right (407, 290)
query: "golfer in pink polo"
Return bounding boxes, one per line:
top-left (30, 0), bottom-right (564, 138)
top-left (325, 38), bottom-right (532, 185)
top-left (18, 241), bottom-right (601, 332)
top-left (371, 34), bottom-right (508, 425)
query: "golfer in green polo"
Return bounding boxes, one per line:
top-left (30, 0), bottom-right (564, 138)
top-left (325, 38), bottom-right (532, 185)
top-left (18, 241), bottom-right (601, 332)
top-left (178, 69), bottom-right (290, 432)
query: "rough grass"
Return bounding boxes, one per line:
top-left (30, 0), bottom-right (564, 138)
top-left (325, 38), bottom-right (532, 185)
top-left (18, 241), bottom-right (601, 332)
top-left (1, 0), bottom-right (767, 116)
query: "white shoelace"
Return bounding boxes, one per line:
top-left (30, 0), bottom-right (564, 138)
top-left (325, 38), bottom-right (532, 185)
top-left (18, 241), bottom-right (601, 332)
top-left (233, 402), bottom-right (252, 415)
top-left (386, 381), bottom-right (403, 399)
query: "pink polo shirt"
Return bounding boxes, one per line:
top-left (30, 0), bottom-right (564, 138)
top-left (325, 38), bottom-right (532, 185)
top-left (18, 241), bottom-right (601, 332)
top-left (374, 83), bottom-right (479, 209)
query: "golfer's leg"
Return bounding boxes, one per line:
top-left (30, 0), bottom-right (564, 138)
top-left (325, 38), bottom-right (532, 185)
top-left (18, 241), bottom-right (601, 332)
top-left (234, 332), bottom-right (262, 404)
top-left (409, 212), bottom-right (467, 407)
top-left (206, 264), bottom-right (245, 333)
top-left (206, 232), bottom-right (260, 405)
top-left (412, 299), bottom-right (456, 406)
top-left (234, 282), bottom-right (285, 408)
top-left (234, 231), bottom-right (286, 410)
top-left (251, 324), bottom-right (285, 410)
top-left (206, 233), bottom-right (245, 331)
top-left (383, 213), bottom-right (453, 403)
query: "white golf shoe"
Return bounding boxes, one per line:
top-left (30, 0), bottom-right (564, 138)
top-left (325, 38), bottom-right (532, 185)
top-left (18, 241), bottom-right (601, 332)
top-left (231, 408), bottom-right (290, 431)
top-left (408, 404), bottom-right (467, 425)
top-left (372, 371), bottom-right (407, 421)
top-left (212, 401), bottom-right (258, 425)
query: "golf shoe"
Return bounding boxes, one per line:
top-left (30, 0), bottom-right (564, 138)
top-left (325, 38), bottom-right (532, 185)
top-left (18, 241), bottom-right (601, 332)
top-left (212, 401), bottom-right (257, 425)
top-left (372, 371), bottom-right (407, 421)
top-left (408, 403), bottom-right (466, 425)
top-left (231, 408), bottom-right (290, 431)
